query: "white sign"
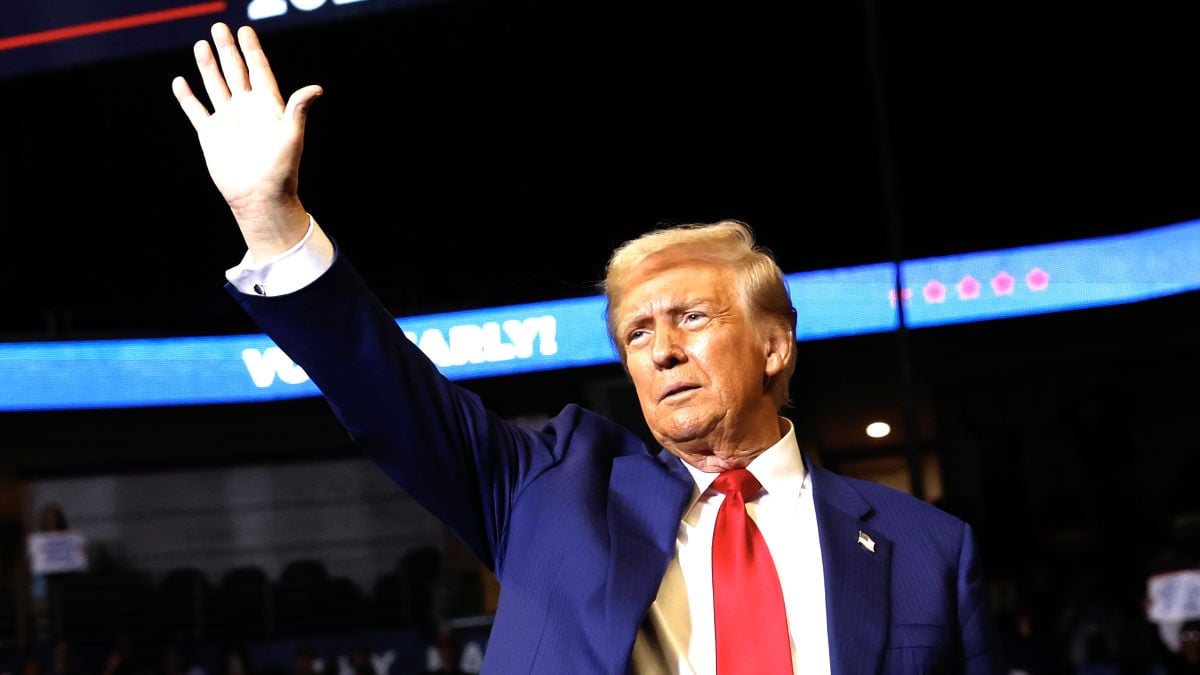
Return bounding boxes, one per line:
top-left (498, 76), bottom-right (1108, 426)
top-left (27, 531), bottom-right (88, 575)
top-left (1146, 568), bottom-right (1200, 652)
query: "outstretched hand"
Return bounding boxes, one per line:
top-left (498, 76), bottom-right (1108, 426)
top-left (172, 22), bottom-right (322, 259)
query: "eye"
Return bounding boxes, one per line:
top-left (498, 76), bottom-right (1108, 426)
top-left (627, 329), bottom-right (649, 345)
top-left (683, 312), bottom-right (706, 324)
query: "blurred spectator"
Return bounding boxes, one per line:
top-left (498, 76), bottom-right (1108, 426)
top-left (1178, 621), bottom-right (1200, 673)
top-left (1152, 620), bottom-right (1200, 675)
top-left (1145, 564), bottom-right (1200, 654)
top-left (27, 504), bottom-right (87, 643)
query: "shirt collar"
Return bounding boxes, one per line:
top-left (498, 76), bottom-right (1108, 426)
top-left (679, 417), bottom-right (807, 518)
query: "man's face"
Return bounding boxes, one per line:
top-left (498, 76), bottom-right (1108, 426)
top-left (614, 257), bottom-right (787, 469)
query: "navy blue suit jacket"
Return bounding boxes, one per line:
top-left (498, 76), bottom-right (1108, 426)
top-left (229, 250), bottom-right (1003, 674)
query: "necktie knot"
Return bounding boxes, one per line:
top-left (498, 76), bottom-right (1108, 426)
top-left (712, 468), bottom-right (762, 502)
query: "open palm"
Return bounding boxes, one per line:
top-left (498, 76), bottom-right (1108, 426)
top-left (173, 22), bottom-right (321, 253)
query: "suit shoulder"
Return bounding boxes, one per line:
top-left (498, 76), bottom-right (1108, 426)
top-left (541, 403), bottom-right (654, 458)
top-left (832, 471), bottom-right (968, 532)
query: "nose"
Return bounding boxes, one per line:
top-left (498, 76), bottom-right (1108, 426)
top-left (651, 324), bottom-right (685, 368)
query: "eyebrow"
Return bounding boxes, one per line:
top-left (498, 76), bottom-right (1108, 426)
top-left (616, 312), bottom-right (651, 339)
top-left (617, 300), bottom-right (716, 336)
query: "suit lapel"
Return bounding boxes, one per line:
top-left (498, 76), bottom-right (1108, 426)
top-left (605, 452), bottom-right (693, 666)
top-left (811, 466), bottom-right (891, 675)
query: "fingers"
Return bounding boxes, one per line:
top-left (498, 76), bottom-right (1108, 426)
top-left (285, 85), bottom-right (324, 125)
top-left (237, 26), bottom-right (285, 107)
top-left (179, 22), bottom-right (299, 118)
top-left (171, 76), bottom-right (211, 131)
top-left (193, 37), bottom-right (231, 110)
top-left (211, 23), bottom-right (251, 95)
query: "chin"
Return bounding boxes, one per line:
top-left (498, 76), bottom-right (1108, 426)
top-left (652, 415), bottom-right (716, 447)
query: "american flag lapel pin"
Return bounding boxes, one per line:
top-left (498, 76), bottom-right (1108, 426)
top-left (857, 530), bottom-right (876, 554)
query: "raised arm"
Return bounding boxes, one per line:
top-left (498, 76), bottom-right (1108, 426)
top-left (172, 23), bottom-right (574, 570)
top-left (172, 22), bottom-right (322, 261)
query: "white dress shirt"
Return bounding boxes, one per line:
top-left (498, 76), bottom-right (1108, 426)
top-left (226, 222), bottom-right (831, 674)
top-left (632, 419), bottom-right (830, 675)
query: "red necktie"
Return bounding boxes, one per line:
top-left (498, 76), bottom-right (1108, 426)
top-left (711, 469), bottom-right (793, 674)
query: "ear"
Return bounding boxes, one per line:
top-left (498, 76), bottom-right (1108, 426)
top-left (763, 325), bottom-right (793, 378)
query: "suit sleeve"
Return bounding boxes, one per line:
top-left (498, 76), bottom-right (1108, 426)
top-left (227, 246), bottom-right (561, 575)
top-left (956, 522), bottom-right (1005, 674)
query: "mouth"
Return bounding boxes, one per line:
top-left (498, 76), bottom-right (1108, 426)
top-left (660, 384), bottom-right (700, 402)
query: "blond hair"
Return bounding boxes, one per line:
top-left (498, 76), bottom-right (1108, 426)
top-left (602, 219), bottom-right (797, 408)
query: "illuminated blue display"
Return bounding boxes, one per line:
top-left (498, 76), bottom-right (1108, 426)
top-left (900, 220), bottom-right (1200, 328)
top-left (3, 219), bottom-right (1199, 411)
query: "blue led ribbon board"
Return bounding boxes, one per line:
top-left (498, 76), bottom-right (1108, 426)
top-left (2, 219), bottom-right (1198, 411)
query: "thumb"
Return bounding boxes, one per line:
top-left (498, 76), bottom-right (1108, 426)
top-left (285, 85), bottom-right (324, 125)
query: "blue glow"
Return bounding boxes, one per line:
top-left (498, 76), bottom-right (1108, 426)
top-left (3, 219), bottom-right (1199, 411)
top-left (788, 262), bottom-right (899, 340)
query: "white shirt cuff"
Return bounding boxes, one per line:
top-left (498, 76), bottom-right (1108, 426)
top-left (224, 215), bottom-right (336, 297)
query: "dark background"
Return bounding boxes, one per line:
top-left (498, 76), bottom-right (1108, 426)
top-left (2, 1), bottom-right (1200, 669)
top-left (3, 1), bottom-right (1198, 340)
top-left (2, 0), bottom-right (1197, 471)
